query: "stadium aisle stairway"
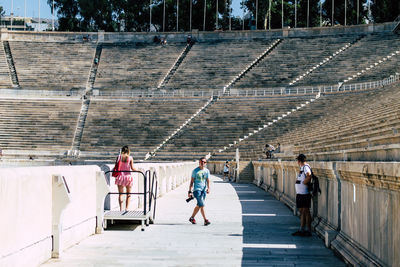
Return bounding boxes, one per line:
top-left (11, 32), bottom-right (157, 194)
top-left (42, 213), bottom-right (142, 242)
top-left (79, 97), bottom-right (210, 156)
top-left (233, 35), bottom-right (358, 89)
top-left (153, 94), bottom-right (315, 160)
top-left (94, 43), bottom-right (186, 90)
top-left (297, 32), bottom-right (400, 86)
top-left (165, 39), bottom-right (275, 90)
top-left (226, 83), bottom-right (400, 161)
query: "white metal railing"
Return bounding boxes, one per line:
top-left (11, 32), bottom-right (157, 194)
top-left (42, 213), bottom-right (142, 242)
top-left (0, 73), bottom-right (398, 99)
top-left (0, 88), bottom-right (81, 98)
top-left (93, 90), bottom-right (216, 98)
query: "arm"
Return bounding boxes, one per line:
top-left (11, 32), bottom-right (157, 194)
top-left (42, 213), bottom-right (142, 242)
top-left (303, 171), bottom-right (312, 185)
top-left (206, 178), bottom-right (210, 194)
top-left (130, 158), bottom-right (138, 172)
top-left (188, 177), bottom-right (194, 198)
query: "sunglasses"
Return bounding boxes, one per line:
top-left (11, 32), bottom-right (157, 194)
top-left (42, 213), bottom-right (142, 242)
top-left (201, 161), bottom-right (207, 164)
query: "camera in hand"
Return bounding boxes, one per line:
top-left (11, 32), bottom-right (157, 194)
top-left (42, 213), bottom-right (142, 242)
top-left (186, 195), bottom-right (194, 203)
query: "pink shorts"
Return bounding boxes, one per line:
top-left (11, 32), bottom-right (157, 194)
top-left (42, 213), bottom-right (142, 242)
top-left (115, 174), bottom-right (133, 187)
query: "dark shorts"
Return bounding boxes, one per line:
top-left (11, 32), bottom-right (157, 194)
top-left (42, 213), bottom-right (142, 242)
top-left (224, 171), bottom-right (229, 174)
top-left (193, 190), bottom-right (206, 207)
top-left (296, 194), bottom-right (311, 209)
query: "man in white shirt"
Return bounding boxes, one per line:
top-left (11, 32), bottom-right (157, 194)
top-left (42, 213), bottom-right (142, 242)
top-left (223, 161), bottom-right (230, 181)
top-left (292, 154), bottom-right (312, 237)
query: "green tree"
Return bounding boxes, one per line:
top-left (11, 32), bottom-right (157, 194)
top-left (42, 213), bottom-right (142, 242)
top-left (371, 0), bottom-right (400, 23)
top-left (322, 0), bottom-right (368, 26)
top-left (48, 0), bottom-right (80, 31)
top-left (242, 0), bottom-right (316, 29)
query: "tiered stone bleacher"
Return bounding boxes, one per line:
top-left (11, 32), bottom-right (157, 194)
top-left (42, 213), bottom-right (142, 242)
top-left (233, 35), bottom-right (359, 88)
top-left (227, 84), bottom-right (399, 161)
top-left (79, 97), bottom-right (210, 156)
top-left (0, 99), bottom-right (81, 151)
top-left (165, 39), bottom-right (275, 90)
top-left (153, 95), bottom-right (315, 160)
top-left (289, 84), bottom-right (400, 160)
top-left (297, 32), bottom-right (400, 85)
top-left (94, 43), bottom-right (186, 90)
top-left (9, 41), bottom-right (95, 90)
top-left (0, 43), bottom-right (11, 88)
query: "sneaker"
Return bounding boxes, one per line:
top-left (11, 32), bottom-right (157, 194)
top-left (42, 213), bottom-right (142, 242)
top-left (291, 230), bottom-right (304, 236)
top-left (204, 219), bottom-right (211, 226)
top-left (189, 217), bottom-right (196, 224)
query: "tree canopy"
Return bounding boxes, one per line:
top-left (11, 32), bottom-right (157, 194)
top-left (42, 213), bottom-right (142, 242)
top-left (48, 0), bottom-right (400, 31)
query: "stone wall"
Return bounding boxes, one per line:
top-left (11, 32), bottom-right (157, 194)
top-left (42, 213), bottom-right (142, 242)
top-left (0, 22), bottom-right (396, 43)
top-left (252, 161), bottom-right (400, 267)
top-left (0, 161), bottom-right (196, 267)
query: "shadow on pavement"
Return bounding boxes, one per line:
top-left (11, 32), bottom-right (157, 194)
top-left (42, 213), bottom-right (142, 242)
top-left (230, 182), bottom-right (345, 267)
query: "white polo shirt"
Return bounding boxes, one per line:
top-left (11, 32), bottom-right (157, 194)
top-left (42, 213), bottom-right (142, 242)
top-left (295, 164), bottom-right (312, 194)
top-left (224, 165), bottom-right (229, 172)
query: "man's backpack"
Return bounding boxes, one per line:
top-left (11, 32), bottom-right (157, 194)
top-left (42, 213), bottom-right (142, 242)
top-left (305, 164), bottom-right (321, 197)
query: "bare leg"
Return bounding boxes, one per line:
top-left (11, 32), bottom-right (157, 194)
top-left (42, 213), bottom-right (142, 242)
top-left (191, 206), bottom-right (201, 218)
top-left (200, 207), bottom-right (207, 220)
top-left (126, 185), bottom-right (133, 211)
top-left (117, 185), bottom-right (125, 211)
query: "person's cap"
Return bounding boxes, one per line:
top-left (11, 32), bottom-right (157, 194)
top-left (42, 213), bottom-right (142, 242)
top-left (296, 154), bottom-right (306, 162)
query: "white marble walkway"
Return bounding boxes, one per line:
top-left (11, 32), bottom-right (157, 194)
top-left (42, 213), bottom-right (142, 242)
top-left (42, 175), bottom-right (344, 267)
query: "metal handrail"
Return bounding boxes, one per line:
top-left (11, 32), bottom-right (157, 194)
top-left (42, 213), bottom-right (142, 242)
top-left (105, 170), bottom-right (157, 218)
top-left (1, 74), bottom-right (398, 99)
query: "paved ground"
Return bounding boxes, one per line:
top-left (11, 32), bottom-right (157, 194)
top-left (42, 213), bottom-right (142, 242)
top-left (42, 175), bottom-right (344, 267)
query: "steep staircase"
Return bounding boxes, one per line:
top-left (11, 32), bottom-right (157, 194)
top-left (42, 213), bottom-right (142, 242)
top-left (3, 41), bottom-right (20, 88)
top-left (214, 93), bottom-right (322, 156)
top-left (157, 42), bottom-right (194, 89)
top-left (147, 39), bottom-right (282, 160)
top-left (393, 15), bottom-right (400, 33)
top-left (71, 99), bottom-right (90, 152)
top-left (237, 161), bottom-right (254, 183)
top-left (225, 39), bottom-right (282, 93)
top-left (342, 49), bottom-right (400, 85)
top-left (288, 35), bottom-right (365, 86)
top-left (146, 96), bottom-right (216, 160)
top-left (86, 44), bottom-right (103, 92)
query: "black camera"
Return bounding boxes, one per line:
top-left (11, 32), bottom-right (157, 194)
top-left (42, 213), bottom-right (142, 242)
top-left (186, 196), bottom-right (194, 203)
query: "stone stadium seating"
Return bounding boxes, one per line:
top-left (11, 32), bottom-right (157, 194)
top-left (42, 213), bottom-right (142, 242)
top-left (79, 97), bottom-right (210, 156)
top-left (0, 98), bottom-right (81, 151)
top-left (226, 83), bottom-right (400, 161)
top-left (233, 35), bottom-right (359, 89)
top-left (153, 94), bottom-right (315, 160)
top-left (297, 32), bottom-right (400, 85)
top-left (94, 43), bottom-right (186, 90)
top-left (9, 41), bottom-right (95, 90)
top-left (165, 39), bottom-right (275, 90)
top-left (0, 44), bottom-right (11, 88)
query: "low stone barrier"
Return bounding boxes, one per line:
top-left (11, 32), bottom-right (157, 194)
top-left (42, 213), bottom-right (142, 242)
top-left (0, 162), bottom-right (196, 267)
top-left (0, 22), bottom-right (395, 43)
top-left (251, 161), bottom-right (400, 267)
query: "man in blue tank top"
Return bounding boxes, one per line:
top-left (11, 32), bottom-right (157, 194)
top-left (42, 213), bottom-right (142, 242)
top-left (188, 157), bottom-right (211, 226)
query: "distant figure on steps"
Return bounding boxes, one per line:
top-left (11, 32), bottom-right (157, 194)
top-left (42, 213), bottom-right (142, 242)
top-left (264, 144), bottom-right (275, 159)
